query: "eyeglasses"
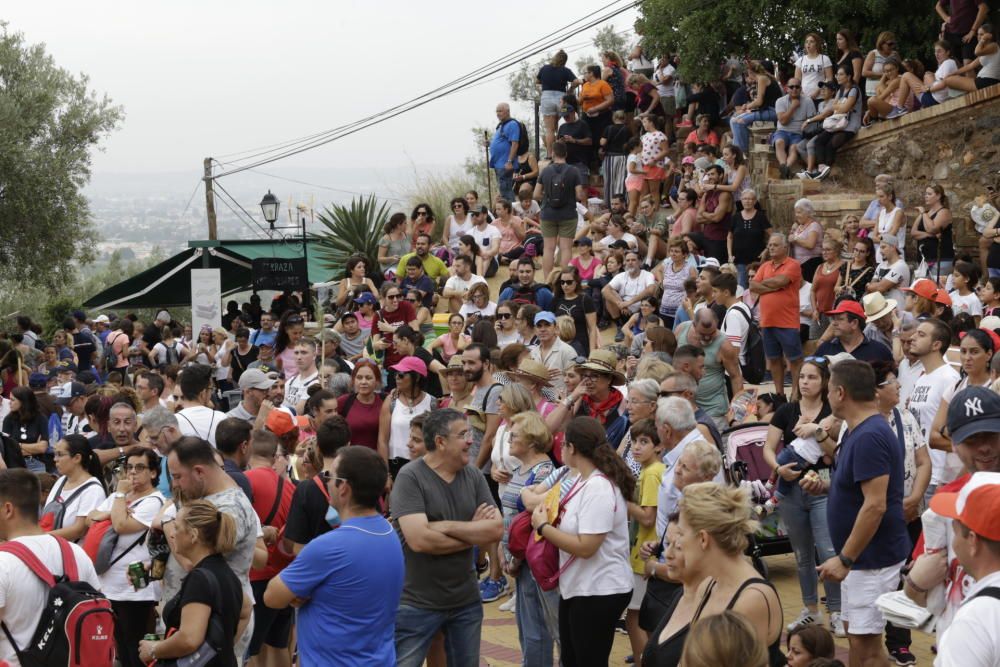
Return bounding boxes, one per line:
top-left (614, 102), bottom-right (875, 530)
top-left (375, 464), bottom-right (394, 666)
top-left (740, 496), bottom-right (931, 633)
top-left (787, 85), bottom-right (801, 89)
top-left (386, 294), bottom-right (401, 300)
top-left (333, 476), bottom-right (348, 487)
top-left (497, 313), bottom-right (512, 320)
top-left (580, 372), bottom-right (602, 380)
top-left (125, 464), bottom-right (149, 473)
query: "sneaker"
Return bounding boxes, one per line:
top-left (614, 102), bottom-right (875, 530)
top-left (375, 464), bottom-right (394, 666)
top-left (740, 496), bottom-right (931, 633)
top-left (888, 647), bottom-right (917, 665)
top-left (480, 577), bottom-right (507, 603)
top-left (498, 592), bottom-right (517, 612)
top-left (614, 328), bottom-right (625, 343)
top-left (830, 612), bottom-right (846, 638)
top-left (886, 106), bottom-right (909, 120)
top-left (778, 164), bottom-right (789, 180)
top-left (786, 608), bottom-right (818, 633)
top-left (796, 170), bottom-right (813, 180)
top-left (815, 164), bottom-right (832, 181)
top-left (614, 617), bottom-right (628, 634)
top-left (475, 553), bottom-right (489, 578)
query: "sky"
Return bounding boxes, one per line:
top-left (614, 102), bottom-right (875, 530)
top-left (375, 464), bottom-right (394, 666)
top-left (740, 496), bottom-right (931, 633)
top-left (4, 0), bottom-right (639, 195)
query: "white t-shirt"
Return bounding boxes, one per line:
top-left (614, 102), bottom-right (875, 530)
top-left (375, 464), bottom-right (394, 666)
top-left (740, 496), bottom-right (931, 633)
top-left (935, 570), bottom-right (1000, 667)
top-left (949, 291), bottom-right (983, 318)
top-left (151, 341), bottom-right (187, 367)
top-left (175, 405), bottom-right (228, 446)
top-left (445, 215), bottom-right (473, 251)
top-left (932, 59), bottom-right (959, 104)
top-left (95, 491), bottom-right (166, 601)
top-left (283, 371), bottom-right (319, 411)
top-left (876, 207), bottom-right (906, 263)
top-left (444, 273), bottom-right (487, 296)
top-left (45, 476), bottom-right (107, 537)
top-left (473, 223), bottom-right (502, 253)
top-left (906, 363), bottom-right (961, 485)
top-left (873, 259), bottom-right (910, 309)
top-left (513, 200), bottom-right (541, 219)
top-left (601, 233), bottom-right (639, 251)
top-left (653, 64), bottom-right (676, 97)
top-left (459, 301), bottom-right (497, 321)
top-left (557, 473), bottom-right (633, 599)
top-left (496, 329), bottom-right (521, 350)
top-left (0, 535), bottom-right (102, 665)
top-left (897, 357), bottom-right (924, 409)
top-left (722, 303), bottom-right (752, 365)
top-left (608, 270), bottom-right (657, 313)
top-left (795, 53), bottom-right (833, 98)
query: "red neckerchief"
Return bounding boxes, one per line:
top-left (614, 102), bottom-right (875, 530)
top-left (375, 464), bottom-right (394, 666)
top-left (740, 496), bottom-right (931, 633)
top-left (581, 390), bottom-right (623, 425)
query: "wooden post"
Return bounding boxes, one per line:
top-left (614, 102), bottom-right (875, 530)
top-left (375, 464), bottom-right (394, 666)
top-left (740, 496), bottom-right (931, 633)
top-left (203, 157), bottom-right (218, 241)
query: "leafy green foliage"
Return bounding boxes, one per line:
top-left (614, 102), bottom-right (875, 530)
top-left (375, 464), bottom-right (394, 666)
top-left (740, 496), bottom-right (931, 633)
top-left (0, 23), bottom-right (123, 288)
top-left (635, 0), bottom-right (940, 82)
top-left (313, 195), bottom-right (391, 282)
top-left (402, 168), bottom-right (477, 240)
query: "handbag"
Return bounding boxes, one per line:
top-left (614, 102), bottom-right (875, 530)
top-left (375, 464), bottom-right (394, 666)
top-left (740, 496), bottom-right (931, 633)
top-left (637, 521), bottom-right (682, 631)
top-left (155, 568), bottom-right (226, 667)
top-left (801, 120), bottom-right (823, 139)
top-left (82, 495), bottom-right (164, 574)
top-left (822, 113), bottom-right (848, 132)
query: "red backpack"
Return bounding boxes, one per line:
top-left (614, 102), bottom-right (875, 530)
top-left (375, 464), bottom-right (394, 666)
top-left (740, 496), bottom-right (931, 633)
top-left (0, 536), bottom-right (115, 667)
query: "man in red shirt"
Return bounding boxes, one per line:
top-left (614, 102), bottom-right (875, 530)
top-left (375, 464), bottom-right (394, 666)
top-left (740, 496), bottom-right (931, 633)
top-left (245, 429), bottom-right (296, 665)
top-left (749, 233), bottom-right (803, 396)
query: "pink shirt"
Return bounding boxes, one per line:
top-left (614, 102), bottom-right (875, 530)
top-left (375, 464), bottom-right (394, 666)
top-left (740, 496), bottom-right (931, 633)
top-left (569, 255), bottom-right (601, 281)
top-left (495, 216), bottom-right (524, 255)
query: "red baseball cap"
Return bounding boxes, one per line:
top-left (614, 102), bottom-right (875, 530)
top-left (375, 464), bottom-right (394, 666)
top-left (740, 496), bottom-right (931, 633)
top-left (934, 287), bottom-right (952, 307)
top-left (930, 472), bottom-right (1000, 541)
top-left (265, 407), bottom-right (298, 437)
top-left (825, 300), bottom-right (866, 319)
top-left (902, 278), bottom-right (938, 301)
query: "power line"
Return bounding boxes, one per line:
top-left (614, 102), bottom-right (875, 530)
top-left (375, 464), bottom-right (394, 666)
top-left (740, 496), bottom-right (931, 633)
top-left (211, 159), bottom-right (408, 204)
top-left (213, 190), bottom-right (268, 240)
top-left (211, 181), bottom-right (270, 239)
top-left (212, 0), bottom-right (638, 175)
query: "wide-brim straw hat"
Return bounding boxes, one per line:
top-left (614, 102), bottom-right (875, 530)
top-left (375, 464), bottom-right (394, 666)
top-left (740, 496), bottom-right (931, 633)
top-left (862, 292), bottom-right (897, 324)
top-left (507, 358), bottom-right (552, 387)
top-left (574, 349), bottom-right (627, 385)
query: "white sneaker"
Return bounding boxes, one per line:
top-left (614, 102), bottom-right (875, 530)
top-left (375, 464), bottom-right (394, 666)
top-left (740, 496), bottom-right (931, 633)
top-left (830, 611), bottom-right (846, 637)
top-left (499, 592), bottom-right (517, 612)
top-left (787, 607), bottom-right (819, 633)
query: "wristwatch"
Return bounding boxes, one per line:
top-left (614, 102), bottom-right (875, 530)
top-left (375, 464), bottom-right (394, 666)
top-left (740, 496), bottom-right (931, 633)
top-left (113, 492), bottom-right (126, 500)
top-left (536, 522), bottom-right (551, 537)
top-left (837, 553), bottom-right (854, 569)
top-left (814, 426), bottom-right (828, 442)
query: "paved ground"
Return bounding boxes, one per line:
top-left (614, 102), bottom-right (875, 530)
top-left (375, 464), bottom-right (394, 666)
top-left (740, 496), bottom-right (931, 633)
top-left (477, 553), bottom-right (937, 666)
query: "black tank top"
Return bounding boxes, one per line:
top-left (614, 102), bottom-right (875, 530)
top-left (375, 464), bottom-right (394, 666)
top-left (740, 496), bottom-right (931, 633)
top-left (641, 578), bottom-right (785, 667)
top-left (917, 208), bottom-right (955, 261)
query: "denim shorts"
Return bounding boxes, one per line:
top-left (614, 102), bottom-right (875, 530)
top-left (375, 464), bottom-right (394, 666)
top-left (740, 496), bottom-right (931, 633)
top-left (762, 326), bottom-right (804, 361)
top-left (772, 130), bottom-right (802, 146)
top-left (540, 90), bottom-right (564, 116)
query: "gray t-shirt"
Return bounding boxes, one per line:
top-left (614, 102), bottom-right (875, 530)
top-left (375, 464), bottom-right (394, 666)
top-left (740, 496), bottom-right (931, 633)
top-left (539, 162), bottom-right (582, 222)
top-left (775, 94), bottom-right (816, 134)
top-left (390, 459), bottom-right (496, 610)
top-left (837, 86), bottom-right (863, 133)
top-left (468, 382), bottom-right (502, 469)
top-left (337, 330), bottom-right (369, 358)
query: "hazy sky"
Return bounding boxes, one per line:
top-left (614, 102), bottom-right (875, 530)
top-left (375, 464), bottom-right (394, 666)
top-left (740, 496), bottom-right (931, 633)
top-left (5, 1), bottom-right (638, 190)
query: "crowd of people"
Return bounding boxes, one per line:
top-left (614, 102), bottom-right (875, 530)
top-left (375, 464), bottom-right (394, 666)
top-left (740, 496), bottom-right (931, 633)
top-left (2, 13), bottom-right (1000, 667)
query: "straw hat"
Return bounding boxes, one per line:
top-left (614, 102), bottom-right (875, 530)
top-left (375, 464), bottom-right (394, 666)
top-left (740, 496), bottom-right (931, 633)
top-left (574, 349), bottom-right (626, 385)
top-left (507, 358), bottom-right (552, 387)
top-left (445, 356), bottom-right (465, 373)
top-left (862, 292), bottom-right (897, 323)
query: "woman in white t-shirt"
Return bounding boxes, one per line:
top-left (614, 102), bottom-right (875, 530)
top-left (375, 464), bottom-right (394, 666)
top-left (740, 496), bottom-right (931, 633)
top-left (600, 215), bottom-right (639, 253)
top-left (530, 416), bottom-right (634, 666)
top-left (443, 197), bottom-right (473, 255)
top-left (795, 33), bottom-right (834, 99)
top-left (86, 449), bottom-right (165, 667)
top-left (871, 182), bottom-right (905, 264)
top-left (44, 435), bottom-right (107, 542)
top-left (899, 40), bottom-right (959, 108)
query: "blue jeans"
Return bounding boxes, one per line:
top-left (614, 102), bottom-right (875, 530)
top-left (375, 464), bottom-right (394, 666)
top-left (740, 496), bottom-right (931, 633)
top-left (394, 601), bottom-right (483, 667)
top-left (777, 483), bottom-right (841, 611)
top-left (736, 263), bottom-right (749, 289)
top-left (498, 286), bottom-right (553, 310)
top-left (495, 167), bottom-right (516, 203)
top-left (24, 456), bottom-right (47, 473)
top-left (516, 566), bottom-right (555, 666)
top-left (730, 108), bottom-right (777, 153)
top-left (775, 447), bottom-right (812, 498)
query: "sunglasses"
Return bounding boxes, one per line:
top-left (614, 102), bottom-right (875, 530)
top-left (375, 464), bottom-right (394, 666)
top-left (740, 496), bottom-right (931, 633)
top-left (416, 211), bottom-right (428, 216)
top-left (659, 390), bottom-right (685, 397)
top-left (559, 279), bottom-right (576, 285)
top-left (405, 298), bottom-right (418, 303)
top-left (452, 204), bottom-right (464, 210)
top-left (286, 316), bottom-right (304, 324)
top-left (497, 313), bottom-right (512, 320)
top-left (804, 356), bottom-right (830, 365)
top-left (787, 85), bottom-right (801, 89)
top-left (386, 294), bottom-right (401, 300)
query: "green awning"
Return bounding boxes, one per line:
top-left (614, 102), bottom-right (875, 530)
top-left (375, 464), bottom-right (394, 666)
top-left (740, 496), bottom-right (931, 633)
top-left (83, 239), bottom-right (337, 311)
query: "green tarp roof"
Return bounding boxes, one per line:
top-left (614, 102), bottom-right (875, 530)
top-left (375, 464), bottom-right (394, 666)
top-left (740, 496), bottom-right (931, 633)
top-left (83, 239), bottom-right (335, 311)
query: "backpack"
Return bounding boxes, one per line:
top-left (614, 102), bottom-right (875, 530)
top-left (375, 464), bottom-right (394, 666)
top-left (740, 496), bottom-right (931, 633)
top-left (103, 332), bottom-right (121, 372)
top-left (730, 304), bottom-right (765, 385)
top-left (81, 495), bottom-right (164, 574)
top-left (501, 118), bottom-right (529, 157)
top-left (545, 163), bottom-right (573, 209)
top-left (0, 536), bottom-right (115, 667)
top-left (39, 478), bottom-right (102, 532)
top-left (163, 342), bottom-right (181, 367)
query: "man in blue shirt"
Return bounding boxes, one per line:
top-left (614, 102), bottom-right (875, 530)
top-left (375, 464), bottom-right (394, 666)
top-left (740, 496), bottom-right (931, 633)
top-left (816, 359), bottom-right (910, 666)
top-left (265, 446), bottom-right (404, 666)
top-left (815, 300), bottom-right (893, 363)
top-left (490, 102), bottom-right (520, 202)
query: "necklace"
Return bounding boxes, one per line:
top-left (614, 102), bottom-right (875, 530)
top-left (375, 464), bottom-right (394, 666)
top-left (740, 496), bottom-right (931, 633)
top-left (338, 523), bottom-right (394, 537)
top-left (822, 261), bottom-right (839, 275)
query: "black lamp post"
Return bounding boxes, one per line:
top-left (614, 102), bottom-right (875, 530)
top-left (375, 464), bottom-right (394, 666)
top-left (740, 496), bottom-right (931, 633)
top-left (260, 190), bottom-right (310, 310)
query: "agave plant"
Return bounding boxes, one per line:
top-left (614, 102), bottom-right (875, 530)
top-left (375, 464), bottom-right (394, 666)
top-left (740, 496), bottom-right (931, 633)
top-left (312, 195), bottom-right (391, 286)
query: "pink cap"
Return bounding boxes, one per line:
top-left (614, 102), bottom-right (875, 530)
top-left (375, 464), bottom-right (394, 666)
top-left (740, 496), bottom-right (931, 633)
top-left (390, 355), bottom-right (428, 377)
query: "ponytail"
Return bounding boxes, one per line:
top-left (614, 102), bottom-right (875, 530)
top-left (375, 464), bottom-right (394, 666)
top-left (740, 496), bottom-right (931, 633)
top-left (63, 434), bottom-right (107, 494)
top-left (182, 499), bottom-right (238, 554)
top-left (565, 416), bottom-right (636, 500)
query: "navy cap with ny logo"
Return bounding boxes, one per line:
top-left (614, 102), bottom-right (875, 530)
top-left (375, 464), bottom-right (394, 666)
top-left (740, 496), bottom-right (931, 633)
top-left (947, 386), bottom-right (1000, 445)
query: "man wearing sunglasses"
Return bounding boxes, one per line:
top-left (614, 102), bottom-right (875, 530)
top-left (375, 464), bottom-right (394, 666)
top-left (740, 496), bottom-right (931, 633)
top-left (774, 77), bottom-right (816, 180)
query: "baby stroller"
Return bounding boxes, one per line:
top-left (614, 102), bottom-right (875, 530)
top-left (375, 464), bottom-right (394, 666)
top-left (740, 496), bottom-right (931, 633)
top-left (722, 422), bottom-right (793, 579)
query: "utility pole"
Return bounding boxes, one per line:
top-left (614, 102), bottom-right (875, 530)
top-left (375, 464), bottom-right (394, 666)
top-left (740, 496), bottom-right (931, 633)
top-left (203, 157), bottom-right (218, 241)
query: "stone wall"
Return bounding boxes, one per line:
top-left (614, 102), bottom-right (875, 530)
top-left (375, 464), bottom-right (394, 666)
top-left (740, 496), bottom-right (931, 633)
top-left (834, 84), bottom-right (1000, 253)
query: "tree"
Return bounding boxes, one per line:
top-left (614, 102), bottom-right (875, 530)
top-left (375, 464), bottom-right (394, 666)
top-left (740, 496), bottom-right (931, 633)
top-left (576, 24), bottom-right (632, 72)
top-left (0, 23), bottom-right (123, 288)
top-left (635, 0), bottom-right (940, 82)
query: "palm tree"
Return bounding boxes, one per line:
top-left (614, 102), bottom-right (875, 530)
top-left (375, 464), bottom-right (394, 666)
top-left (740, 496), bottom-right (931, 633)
top-left (312, 195), bottom-right (390, 287)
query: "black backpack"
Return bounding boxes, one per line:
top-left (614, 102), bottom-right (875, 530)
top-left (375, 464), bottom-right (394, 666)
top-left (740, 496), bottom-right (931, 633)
top-left (546, 164), bottom-right (573, 209)
top-left (729, 304), bottom-right (765, 385)
top-left (502, 118), bottom-right (529, 157)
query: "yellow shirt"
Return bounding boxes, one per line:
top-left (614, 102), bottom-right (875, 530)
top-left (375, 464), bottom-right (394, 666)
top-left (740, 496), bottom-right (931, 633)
top-left (630, 460), bottom-right (665, 574)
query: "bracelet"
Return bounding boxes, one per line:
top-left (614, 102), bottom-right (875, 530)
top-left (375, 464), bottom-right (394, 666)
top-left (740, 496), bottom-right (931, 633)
top-left (536, 521), bottom-right (550, 537)
top-left (904, 573), bottom-right (929, 595)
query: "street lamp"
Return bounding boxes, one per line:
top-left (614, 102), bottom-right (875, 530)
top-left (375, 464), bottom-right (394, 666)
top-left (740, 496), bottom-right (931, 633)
top-left (259, 189), bottom-right (311, 310)
top-left (260, 190), bottom-right (280, 227)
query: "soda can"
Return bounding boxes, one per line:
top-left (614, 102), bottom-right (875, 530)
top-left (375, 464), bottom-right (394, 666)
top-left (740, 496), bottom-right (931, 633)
top-left (128, 561), bottom-right (148, 590)
top-left (143, 634), bottom-right (162, 642)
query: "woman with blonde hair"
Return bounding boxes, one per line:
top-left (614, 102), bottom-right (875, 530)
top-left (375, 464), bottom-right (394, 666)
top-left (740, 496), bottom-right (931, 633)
top-left (641, 482), bottom-right (784, 666)
top-left (138, 500), bottom-right (252, 666)
top-left (679, 611), bottom-right (768, 667)
top-left (862, 31), bottom-right (901, 98)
